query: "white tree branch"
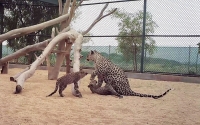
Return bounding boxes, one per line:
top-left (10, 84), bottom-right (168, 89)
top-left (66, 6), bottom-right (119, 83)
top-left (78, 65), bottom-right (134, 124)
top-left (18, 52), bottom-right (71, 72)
top-left (14, 29), bottom-right (80, 93)
top-left (62, 0), bottom-right (71, 16)
top-left (71, 34), bottom-right (83, 96)
top-left (66, 0), bottom-right (77, 26)
top-left (82, 4), bottom-right (117, 35)
top-left (58, 0), bottom-right (63, 15)
top-left (76, 0), bottom-right (84, 9)
top-left (51, 27), bottom-right (56, 38)
top-left (0, 14), bottom-right (70, 43)
top-left (0, 39), bottom-right (51, 66)
top-left (10, 66), bottom-right (30, 82)
top-left (0, 26), bottom-right (69, 67)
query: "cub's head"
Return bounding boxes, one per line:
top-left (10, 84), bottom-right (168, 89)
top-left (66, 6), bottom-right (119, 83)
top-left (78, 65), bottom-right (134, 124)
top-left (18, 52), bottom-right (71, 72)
top-left (86, 50), bottom-right (98, 62)
top-left (79, 70), bottom-right (88, 78)
top-left (88, 80), bottom-right (97, 88)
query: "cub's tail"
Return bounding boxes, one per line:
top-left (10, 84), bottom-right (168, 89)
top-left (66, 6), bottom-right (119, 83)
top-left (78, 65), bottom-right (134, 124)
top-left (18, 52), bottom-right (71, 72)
top-left (46, 82), bottom-right (59, 97)
top-left (130, 88), bottom-right (171, 99)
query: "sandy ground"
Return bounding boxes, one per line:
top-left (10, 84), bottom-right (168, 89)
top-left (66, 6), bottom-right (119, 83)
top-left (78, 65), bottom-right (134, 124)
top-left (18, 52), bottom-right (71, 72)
top-left (0, 68), bottom-right (200, 125)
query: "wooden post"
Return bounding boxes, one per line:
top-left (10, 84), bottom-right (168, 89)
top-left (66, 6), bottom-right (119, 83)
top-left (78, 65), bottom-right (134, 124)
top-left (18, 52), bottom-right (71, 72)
top-left (0, 3), bottom-right (3, 59)
top-left (65, 54), bottom-right (71, 73)
top-left (0, 3), bottom-right (5, 74)
top-left (1, 62), bottom-right (8, 74)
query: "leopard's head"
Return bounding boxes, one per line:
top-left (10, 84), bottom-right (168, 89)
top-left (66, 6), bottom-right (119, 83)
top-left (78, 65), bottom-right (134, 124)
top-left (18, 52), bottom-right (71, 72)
top-left (79, 70), bottom-right (88, 78)
top-left (86, 50), bottom-right (98, 62)
top-left (88, 80), bottom-right (97, 88)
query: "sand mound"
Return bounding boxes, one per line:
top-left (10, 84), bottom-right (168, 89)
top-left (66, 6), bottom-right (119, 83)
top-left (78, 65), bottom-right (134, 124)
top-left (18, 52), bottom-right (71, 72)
top-left (0, 68), bottom-right (199, 125)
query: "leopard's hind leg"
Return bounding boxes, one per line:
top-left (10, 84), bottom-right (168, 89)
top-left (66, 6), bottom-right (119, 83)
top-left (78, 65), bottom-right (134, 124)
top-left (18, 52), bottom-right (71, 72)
top-left (107, 84), bottom-right (123, 98)
top-left (74, 82), bottom-right (82, 98)
top-left (59, 85), bottom-right (66, 97)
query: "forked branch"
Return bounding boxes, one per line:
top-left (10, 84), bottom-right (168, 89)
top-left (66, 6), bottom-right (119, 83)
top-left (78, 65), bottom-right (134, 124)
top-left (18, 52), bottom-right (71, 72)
top-left (66, 0), bottom-right (77, 26)
top-left (58, 0), bottom-right (63, 15)
top-left (76, 0), bottom-right (84, 9)
top-left (10, 66), bottom-right (30, 82)
top-left (82, 4), bottom-right (117, 35)
top-left (0, 14), bottom-right (70, 43)
top-left (13, 29), bottom-right (81, 94)
top-left (0, 39), bottom-right (51, 66)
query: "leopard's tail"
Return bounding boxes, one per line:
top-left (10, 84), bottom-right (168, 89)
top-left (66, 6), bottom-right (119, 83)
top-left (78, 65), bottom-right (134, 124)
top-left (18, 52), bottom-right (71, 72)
top-left (129, 88), bottom-right (171, 99)
top-left (46, 81), bottom-right (59, 97)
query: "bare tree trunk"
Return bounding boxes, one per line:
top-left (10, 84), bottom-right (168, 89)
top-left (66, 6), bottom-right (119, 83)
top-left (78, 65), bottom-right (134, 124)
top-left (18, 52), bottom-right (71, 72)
top-left (12, 30), bottom-right (80, 94)
top-left (71, 34), bottom-right (83, 96)
top-left (0, 39), bottom-right (51, 66)
top-left (10, 66), bottom-right (30, 82)
top-left (48, 0), bottom-right (74, 80)
top-left (65, 54), bottom-right (71, 73)
top-left (1, 1), bottom-right (117, 94)
top-left (48, 38), bottom-right (73, 79)
top-left (49, 3), bottom-right (117, 80)
top-left (0, 14), bottom-right (69, 43)
top-left (1, 62), bottom-right (9, 74)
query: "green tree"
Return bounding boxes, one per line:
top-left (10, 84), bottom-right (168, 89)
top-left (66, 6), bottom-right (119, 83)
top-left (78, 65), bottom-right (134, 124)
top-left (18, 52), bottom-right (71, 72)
top-left (4, 0), bottom-right (58, 64)
top-left (3, 0), bottom-right (90, 64)
top-left (111, 10), bottom-right (158, 71)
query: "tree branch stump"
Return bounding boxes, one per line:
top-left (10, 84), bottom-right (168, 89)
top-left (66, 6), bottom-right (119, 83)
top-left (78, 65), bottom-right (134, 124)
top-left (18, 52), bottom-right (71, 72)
top-left (1, 62), bottom-right (9, 74)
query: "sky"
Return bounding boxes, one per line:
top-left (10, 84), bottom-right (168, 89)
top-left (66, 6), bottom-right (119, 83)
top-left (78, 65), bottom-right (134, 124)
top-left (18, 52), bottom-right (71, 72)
top-left (71, 0), bottom-right (200, 47)
top-left (3, 0), bottom-right (200, 47)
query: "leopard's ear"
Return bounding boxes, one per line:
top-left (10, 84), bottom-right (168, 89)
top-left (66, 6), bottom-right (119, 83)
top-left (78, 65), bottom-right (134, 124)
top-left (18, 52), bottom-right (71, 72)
top-left (80, 67), bottom-right (83, 71)
top-left (91, 50), bottom-right (98, 55)
top-left (90, 50), bottom-right (94, 55)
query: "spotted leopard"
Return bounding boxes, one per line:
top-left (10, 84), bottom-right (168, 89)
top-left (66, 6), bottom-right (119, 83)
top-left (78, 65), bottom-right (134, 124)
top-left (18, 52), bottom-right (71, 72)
top-left (47, 70), bottom-right (88, 97)
top-left (86, 50), bottom-right (171, 99)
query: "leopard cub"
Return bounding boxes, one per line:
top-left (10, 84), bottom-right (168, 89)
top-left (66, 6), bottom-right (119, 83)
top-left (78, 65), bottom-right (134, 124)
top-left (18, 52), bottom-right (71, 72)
top-left (47, 70), bottom-right (88, 97)
top-left (88, 80), bottom-right (123, 98)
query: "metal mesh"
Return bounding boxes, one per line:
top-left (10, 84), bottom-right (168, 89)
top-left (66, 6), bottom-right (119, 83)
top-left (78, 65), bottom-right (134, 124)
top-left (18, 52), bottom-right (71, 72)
top-left (81, 46), bottom-right (133, 71)
top-left (144, 46), bottom-right (200, 75)
top-left (1, 0), bottom-right (200, 75)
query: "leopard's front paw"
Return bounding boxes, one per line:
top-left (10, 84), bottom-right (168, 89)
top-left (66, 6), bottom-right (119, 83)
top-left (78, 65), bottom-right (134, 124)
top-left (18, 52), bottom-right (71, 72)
top-left (76, 93), bottom-right (82, 98)
top-left (119, 95), bottom-right (123, 99)
top-left (90, 77), bottom-right (94, 80)
top-left (75, 90), bottom-right (82, 98)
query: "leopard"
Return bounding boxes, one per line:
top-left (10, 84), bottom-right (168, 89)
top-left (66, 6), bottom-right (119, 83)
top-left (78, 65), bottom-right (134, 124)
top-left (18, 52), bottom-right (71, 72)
top-left (88, 79), bottom-right (123, 98)
top-left (86, 50), bottom-right (171, 99)
top-left (46, 70), bottom-right (88, 97)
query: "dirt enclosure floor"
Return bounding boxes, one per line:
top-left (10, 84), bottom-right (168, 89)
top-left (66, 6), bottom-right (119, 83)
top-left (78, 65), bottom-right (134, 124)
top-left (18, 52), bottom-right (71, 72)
top-left (0, 68), bottom-right (200, 125)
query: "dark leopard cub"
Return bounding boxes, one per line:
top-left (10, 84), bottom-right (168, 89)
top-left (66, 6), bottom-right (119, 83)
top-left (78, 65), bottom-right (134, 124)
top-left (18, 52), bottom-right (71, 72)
top-left (88, 80), bottom-right (123, 98)
top-left (47, 70), bottom-right (88, 97)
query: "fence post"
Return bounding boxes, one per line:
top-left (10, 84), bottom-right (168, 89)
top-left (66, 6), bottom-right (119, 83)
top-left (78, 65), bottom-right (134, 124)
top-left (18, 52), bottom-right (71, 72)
top-left (195, 50), bottom-right (198, 74)
top-left (144, 48), bottom-right (146, 71)
top-left (196, 44), bottom-right (200, 74)
top-left (108, 45), bottom-right (110, 59)
top-left (140, 0), bottom-right (147, 73)
top-left (188, 46), bottom-right (191, 73)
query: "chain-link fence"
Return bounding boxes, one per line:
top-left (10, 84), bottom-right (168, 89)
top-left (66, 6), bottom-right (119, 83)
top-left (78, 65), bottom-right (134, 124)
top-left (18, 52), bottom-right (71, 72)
top-left (3, 45), bottom-right (200, 75)
top-left (1, 0), bottom-right (200, 75)
top-left (80, 45), bottom-right (200, 75)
